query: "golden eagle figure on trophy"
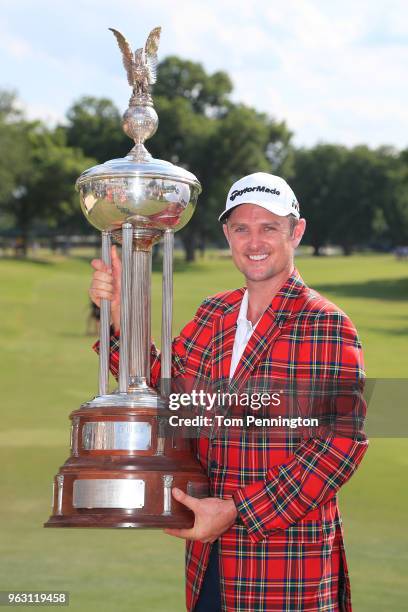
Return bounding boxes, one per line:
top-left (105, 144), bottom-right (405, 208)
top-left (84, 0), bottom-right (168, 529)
top-left (109, 26), bottom-right (161, 95)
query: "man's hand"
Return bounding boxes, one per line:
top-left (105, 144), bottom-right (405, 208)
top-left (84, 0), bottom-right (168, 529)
top-left (89, 245), bottom-right (122, 333)
top-left (164, 488), bottom-right (238, 543)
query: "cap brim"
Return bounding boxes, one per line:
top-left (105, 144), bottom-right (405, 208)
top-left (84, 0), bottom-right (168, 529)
top-left (218, 208), bottom-right (231, 222)
top-left (218, 201), bottom-right (299, 222)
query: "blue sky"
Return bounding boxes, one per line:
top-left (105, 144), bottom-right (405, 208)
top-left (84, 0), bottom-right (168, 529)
top-left (1, 0), bottom-right (407, 149)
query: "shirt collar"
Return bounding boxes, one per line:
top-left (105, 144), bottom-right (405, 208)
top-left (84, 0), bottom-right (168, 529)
top-left (221, 267), bottom-right (307, 322)
top-left (237, 289), bottom-right (249, 323)
top-left (237, 290), bottom-right (262, 330)
top-left (235, 267), bottom-right (307, 328)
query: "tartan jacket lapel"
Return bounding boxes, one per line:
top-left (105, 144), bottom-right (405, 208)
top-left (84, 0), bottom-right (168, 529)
top-left (211, 288), bottom-right (244, 384)
top-left (212, 269), bottom-right (306, 390)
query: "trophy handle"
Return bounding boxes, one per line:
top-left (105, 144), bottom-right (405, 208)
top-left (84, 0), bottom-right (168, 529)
top-left (98, 231), bottom-right (112, 396)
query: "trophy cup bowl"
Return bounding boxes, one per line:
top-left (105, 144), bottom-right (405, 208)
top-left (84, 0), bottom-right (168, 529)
top-left (44, 27), bottom-right (209, 529)
top-left (78, 156), bottom-right (200, 235)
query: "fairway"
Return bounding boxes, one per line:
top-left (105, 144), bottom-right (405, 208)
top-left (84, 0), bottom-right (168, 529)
top-left (0, 251), bottom-right (407, 611)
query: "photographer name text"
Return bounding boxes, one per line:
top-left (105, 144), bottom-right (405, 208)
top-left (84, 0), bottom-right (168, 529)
top-left (168, 415), bottom-right (319, 429)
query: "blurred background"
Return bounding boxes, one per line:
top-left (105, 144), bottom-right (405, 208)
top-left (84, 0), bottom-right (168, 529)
top-left (0, 1), bottom-right (407, 610)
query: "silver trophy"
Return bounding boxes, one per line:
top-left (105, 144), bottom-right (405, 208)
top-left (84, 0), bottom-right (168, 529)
top-left (45, 27), bottom-right (208, 529)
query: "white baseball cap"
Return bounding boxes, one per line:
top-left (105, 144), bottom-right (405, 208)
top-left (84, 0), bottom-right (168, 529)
top-left (218, 172), bottom-right (300, 222)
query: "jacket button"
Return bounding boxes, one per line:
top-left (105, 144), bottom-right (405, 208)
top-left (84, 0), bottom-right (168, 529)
top-left (210, 460), bottom-right (218, 469)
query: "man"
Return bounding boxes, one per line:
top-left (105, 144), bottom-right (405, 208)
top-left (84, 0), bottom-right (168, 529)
top-left (90, 172), bottom-right (368, 611)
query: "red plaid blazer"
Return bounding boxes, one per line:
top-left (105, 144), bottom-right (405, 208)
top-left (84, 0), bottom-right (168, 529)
top-left (96, 269), bottom-right (368, 611)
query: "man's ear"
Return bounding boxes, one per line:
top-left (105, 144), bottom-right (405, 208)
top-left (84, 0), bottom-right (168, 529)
top-left (222, 223), bottom-right (231, 247)
top-left (292, 218), bottom-right (306, 249)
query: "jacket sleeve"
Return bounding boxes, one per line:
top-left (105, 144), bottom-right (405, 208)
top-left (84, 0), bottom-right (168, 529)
top-left (92, 329), bottom-right (121, 380)
top-left (92, 313), bottom-right (203, 388)
top-left (232, 310), bottom-right (369, 544)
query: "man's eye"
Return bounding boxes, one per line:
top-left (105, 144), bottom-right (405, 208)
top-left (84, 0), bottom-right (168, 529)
top-left (234, 227), bottom-right (246, 232)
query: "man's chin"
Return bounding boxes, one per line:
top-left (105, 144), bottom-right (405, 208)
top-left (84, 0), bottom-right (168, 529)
top-left (243, 270), bottom-right (277, 283)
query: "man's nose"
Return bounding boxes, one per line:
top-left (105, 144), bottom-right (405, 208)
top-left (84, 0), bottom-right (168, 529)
top-left (246, 231), bottom-right (263, 251)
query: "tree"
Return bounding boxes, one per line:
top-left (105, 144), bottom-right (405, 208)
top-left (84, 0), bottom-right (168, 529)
top-left (58, 59), bottom-right (293, 261)
top-left (149, 95), bottom-right (216, 261)
top-left (153, 56), bottom-right (233, 116)
top-left (0, 91), bottom-right (28, 210)
top-left (0, 89), bottom-right (23, 121)
top-left (328, 146), bottom-right (390, 255)
top-left (0, 91), bottom-right (34, 248)
top-left (292, 145), bottom-right (348, 255)
top-left (64, 96), bottom-right (127, 163)
top-left (149, 99), bottom-right (292, 261)
top-left (201, 105), bottom-right (292, 249)
top-left (378, 148), bottom-right (408, 247)
top-left (152, 59), bottom-right (292, 260)
top-left (0, 113), bottom-right (95, 255)
top-left (292, 144), bottom-right (408, 255)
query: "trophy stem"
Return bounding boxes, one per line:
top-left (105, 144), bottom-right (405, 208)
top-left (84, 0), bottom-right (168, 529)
top-left (160, 230), bottom-right (174, 397)
top-left (130, 249), bottom-right (152, 386)
top-left (98, 231), bottom-right (112, 396)
top-left (118, 223), bottom-right (133, 393)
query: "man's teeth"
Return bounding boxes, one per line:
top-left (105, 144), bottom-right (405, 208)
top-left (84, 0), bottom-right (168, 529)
top-left (248, 254), bottom-right (268, 261)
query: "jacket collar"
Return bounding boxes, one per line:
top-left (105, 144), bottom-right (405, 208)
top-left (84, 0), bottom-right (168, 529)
top-left (211, 268), bottom-right (307, 388)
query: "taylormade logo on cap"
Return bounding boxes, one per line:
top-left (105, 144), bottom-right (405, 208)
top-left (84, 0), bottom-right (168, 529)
top-left (219, 172), bottom-right (300, 222)
top-left (230, 185), bottom-right (281, 201)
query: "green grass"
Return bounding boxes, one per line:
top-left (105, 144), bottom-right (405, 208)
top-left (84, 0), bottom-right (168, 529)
top-left (0, 251), bottom-right (407, 611)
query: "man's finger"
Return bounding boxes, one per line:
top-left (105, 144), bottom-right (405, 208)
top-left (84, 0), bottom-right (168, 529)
top-left (91, 259), bottom-right (108, 272)
top-left (92, 283), bottom-right (114, 295)
top-left (111, 246), bottom-right (121, 268)
top-left (172, 488), bottom-right (200, 513)
top-left (91, 290), bottom-right (113, 301)
top-left (163, 528), bottom-right (195, 540)
top-left (93, 271), bottom-right (113, 283)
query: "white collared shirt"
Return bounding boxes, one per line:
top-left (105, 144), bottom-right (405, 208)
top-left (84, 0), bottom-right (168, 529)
top-left (229, 290), bottom-right (261, 379)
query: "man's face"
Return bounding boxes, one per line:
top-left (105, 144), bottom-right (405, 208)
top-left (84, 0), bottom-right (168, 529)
top-left (223, 204), bottom-right (305, 283)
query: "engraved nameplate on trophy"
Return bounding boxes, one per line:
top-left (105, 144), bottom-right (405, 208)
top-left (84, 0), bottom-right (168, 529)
top-left (73, 479), bottom-right (145, 509)
top-left (82, 422), bottom-right (152, 451)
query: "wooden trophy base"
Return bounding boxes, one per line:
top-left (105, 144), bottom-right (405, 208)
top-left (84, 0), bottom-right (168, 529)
top-left (44, 403), bottom-right (209, 529)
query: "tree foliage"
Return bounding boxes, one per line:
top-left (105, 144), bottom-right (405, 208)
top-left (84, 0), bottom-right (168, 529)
top-left (1, 53), bottom-right (408, 260)
top-left (65, 96), bottom-right (126, 163)
top-left (150, 59), bottom-right (292, 259)
top-left (153, 56), bottom-right (233, 116)
top-left (0, 92), bottom-right (95, 254)
top-left (292, 145), bottom-right (347, 255)
top-left (292, 144), bottom-right (408, 255)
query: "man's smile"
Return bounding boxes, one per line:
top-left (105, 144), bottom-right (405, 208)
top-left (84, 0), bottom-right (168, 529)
top-left (247, 253), bottom-right (269, 261)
